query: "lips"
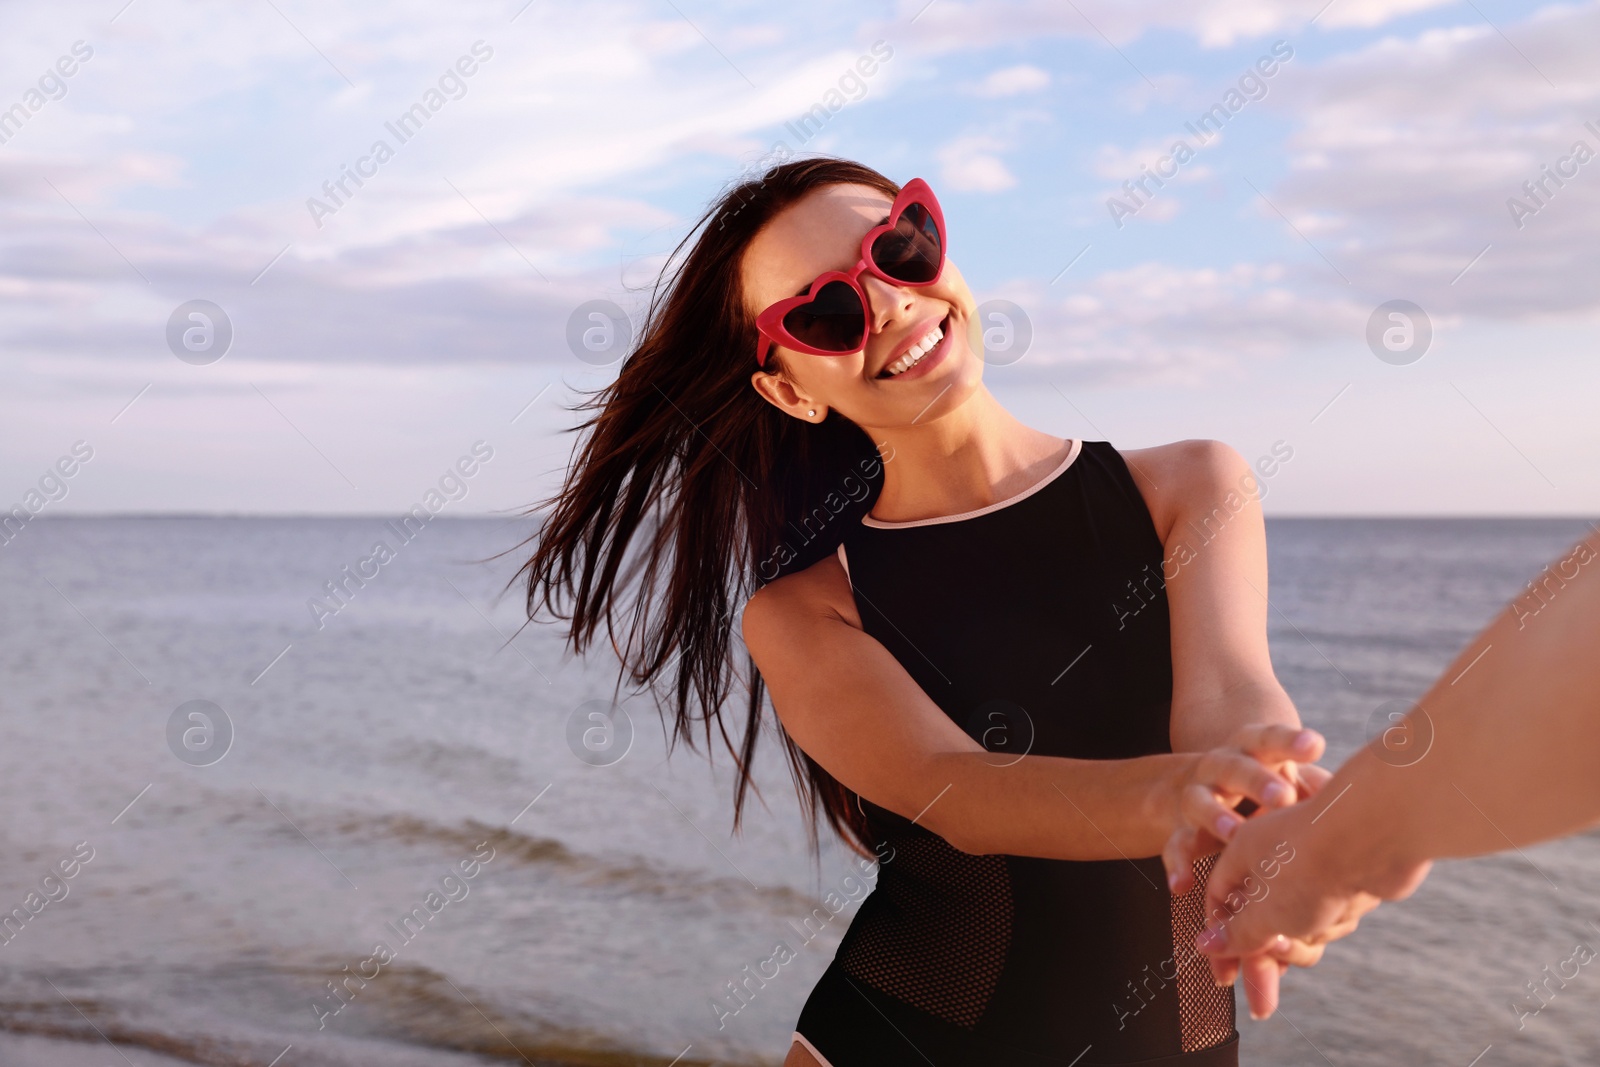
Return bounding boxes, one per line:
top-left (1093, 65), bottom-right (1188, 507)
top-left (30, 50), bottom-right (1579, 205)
top-left (877, 315), bottom-right (950, 379)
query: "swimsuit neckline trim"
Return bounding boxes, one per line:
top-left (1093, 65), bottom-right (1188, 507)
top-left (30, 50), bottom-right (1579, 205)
top-left (861, 438), bottom-right (1084, 529)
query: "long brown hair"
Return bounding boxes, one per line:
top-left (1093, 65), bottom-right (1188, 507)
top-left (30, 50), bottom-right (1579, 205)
top-left (516, 158), bottom-right (901, 857)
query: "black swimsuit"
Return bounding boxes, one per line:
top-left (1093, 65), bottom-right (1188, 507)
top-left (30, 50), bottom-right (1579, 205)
top-left (793, 440), bottom-right (1237, 1066)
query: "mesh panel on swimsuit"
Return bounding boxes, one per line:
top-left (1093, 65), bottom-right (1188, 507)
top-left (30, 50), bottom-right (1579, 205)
top-left (1173, 853), bottom-right (1237, 1053)
top-left (835, 833), bottom-right (1013, 1027)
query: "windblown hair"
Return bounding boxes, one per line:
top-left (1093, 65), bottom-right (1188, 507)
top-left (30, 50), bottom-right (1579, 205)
top-left (515, 158), bottom-right (901, 856)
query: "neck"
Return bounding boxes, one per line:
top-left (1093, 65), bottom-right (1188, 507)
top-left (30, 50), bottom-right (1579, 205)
top-left (863, 385), bottom-right (1070, 523)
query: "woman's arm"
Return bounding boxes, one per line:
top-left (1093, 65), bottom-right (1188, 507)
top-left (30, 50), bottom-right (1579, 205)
top-left (1125, 440), bottom-right (1324, 846)
top-left (1194, 526), bottom-right (1600, 985)
top-left (1128, 439), bottom-right (1347, 1008)
top-left (1126, 439), bottom-right (1303, 750)
top-left (743, 439), bottom-right (1314, 861)
top-left (744, 559), bottom-right (1308, 859)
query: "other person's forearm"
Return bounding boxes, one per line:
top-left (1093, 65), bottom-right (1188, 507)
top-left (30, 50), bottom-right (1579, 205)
top-left (1288, 528), bottom-right (1600, 895)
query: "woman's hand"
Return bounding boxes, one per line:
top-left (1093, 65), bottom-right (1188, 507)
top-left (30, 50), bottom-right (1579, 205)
top-left (1163, 744), bottom-right (1328, 896)
top-left (1161, 723), bottom-right (1325, 896)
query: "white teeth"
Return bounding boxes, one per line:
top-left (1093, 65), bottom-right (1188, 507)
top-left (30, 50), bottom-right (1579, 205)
top-left (883, 326), bottom-right (943, 377)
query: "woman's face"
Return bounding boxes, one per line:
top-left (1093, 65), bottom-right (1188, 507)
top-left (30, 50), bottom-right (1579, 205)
top-left (742, 182), bottom-right (982, 430)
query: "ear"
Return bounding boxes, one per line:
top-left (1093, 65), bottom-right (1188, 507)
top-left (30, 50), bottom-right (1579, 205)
top-left (749, 368), bottom-right (826, 423)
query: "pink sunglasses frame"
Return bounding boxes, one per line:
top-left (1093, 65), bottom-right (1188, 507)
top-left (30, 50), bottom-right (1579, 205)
top-left (754, 177), bottom-right (946, 367)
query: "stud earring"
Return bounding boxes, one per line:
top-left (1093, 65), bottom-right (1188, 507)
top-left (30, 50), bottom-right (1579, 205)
top-left (807, 409), bottom-right (817, 417)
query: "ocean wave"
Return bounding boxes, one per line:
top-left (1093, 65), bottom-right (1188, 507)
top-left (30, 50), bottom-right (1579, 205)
top-left (357, 809), bottom-right (818, 913)
top-left (153, 786), bottom-right (820, 916)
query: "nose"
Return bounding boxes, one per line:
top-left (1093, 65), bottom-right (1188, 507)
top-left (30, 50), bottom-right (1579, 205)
top-left (861, 274), bottom-right (915, 335)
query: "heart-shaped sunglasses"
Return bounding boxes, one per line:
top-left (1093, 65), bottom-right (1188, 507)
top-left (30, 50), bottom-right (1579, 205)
top-left (755, 178), bottom-right (946, 367)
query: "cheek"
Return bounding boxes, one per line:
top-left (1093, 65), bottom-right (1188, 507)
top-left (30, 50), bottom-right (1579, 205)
top-left (935, 261), bottom-right (977, 314)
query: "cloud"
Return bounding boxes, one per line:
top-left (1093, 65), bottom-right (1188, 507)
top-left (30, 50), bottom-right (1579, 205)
top-left (983, 261), bottom-right (1383, 384)
top-left (973, 3), bottom-right (1600, 380)
top-left (897, 0), bottom-right (1462, 50)
top-left (938, 134), bottom-right (1019, 191)
top-left (2, 0), bottom-right (1595, 400)
top-left (973, 64), bottom-right (1051, 97)
top-left (1090, 139), bottom-right (1218, 182)
top-left (1256, 2), bottom-right (1600, 316)
top-left (0, 187), bottom-right (676, 368)
top-left (0, 0), bottom-right (913, 377)
top-left (1067, 1), bottom-right (1600, 327)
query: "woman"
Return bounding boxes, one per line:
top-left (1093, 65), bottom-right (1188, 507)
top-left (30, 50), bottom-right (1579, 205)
top-left (519, 158), bottom-right (1344, 1066)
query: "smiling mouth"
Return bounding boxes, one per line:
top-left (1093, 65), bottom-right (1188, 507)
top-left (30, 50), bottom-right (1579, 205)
top-left (877, 315), bottom-right (950, 379)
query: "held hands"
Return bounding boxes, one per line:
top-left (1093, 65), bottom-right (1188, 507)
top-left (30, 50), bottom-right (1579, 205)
top-left (1162, 724), bottom-right (1326, 896)
top-left (1183, 778), bottom-right (1433, 1019)
top-left (1160, 725), bottom-right (1363, 1020)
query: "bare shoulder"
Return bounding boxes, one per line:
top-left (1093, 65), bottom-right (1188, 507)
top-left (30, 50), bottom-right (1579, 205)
top-left (741, 549), bottom-right (862, 652)
top-left (1118, 439), bottom-right (1260, 543)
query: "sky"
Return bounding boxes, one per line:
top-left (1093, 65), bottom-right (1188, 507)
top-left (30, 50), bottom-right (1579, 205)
top-left (2, 0), bottom-right (1597, 517)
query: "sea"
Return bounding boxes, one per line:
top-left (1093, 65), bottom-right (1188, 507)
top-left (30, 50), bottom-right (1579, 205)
top-left (1, 516), bottom-right (1598, 1067)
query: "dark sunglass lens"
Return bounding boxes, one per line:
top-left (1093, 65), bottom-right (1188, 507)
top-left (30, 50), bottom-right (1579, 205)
top-left (871, 203), bottom-right (942, 283)
top-left (783, 280), bottom-right (865, 352)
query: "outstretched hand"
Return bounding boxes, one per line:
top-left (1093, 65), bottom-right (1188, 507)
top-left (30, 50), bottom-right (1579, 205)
top-left (1181, 783), bottom-right (1432, 1019)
